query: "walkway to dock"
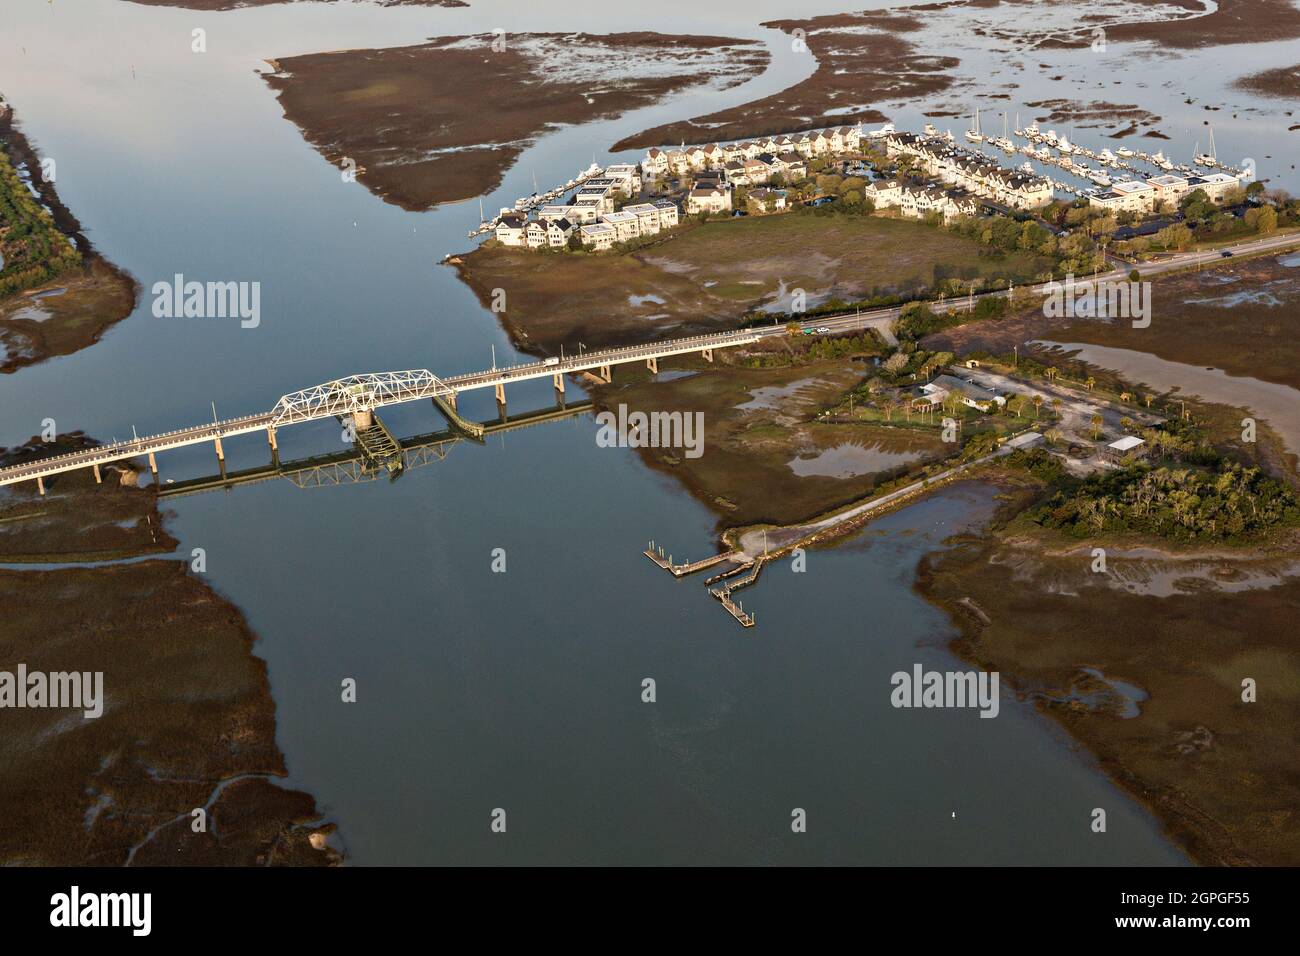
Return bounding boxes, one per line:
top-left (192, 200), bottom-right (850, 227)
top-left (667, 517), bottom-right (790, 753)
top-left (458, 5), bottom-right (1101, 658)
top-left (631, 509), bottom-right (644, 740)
top-left (642, 543), bottom-right (743, 578)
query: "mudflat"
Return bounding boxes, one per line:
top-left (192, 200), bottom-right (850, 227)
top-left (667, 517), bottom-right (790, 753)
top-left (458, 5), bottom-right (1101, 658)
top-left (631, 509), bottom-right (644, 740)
top-left (263, 33), bottom-right (768, 211)
top-left (920, 521), bottom-right (1300, 865)
top-left (0, 437), bottom-right (339, 865)
top-left (594, 354), bottom-right (950, 528)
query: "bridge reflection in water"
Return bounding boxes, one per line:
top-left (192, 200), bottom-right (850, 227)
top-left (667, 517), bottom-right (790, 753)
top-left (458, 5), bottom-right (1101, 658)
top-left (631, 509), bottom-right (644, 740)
top-left (157, 402), bottom-right (593, 499)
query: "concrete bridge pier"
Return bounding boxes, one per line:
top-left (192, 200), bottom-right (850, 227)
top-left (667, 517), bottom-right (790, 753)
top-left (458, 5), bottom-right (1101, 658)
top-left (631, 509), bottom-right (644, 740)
top-left (701, 347), bottom-right (713, 362)
top-left (495, 383), bottom-right (507, 421)
top-left (646, 356), bottom-right (658, 375)
top-left (93, 463), bottom-right (102, 484)
top-left (36, 476), bottom-right (45, 496)
top-left (267, 427), bottom-right (279, 467)
top-left (214, 437), bottom-right (226, 478)
top-left (148, 452), bottom-right (158, 477)
top-left (597, 364), bottom-right (612, 383)
top-left (351, 408), bottom-right (374, 431)
top-left (553, 372), bottom-right (566, 408)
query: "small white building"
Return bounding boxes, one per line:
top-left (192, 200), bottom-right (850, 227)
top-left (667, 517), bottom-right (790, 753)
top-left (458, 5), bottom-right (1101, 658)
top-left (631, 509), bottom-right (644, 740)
top-left (1105, 435), bottom-right (1148, 461)
top-left (525, 220), bottom-right (547, 249)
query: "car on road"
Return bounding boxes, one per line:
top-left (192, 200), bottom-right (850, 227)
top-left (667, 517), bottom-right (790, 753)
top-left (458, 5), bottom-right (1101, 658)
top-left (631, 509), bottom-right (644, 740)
top-left (1220, 250), bottom-right (1234, 258)
top-left (815, 327), bottom-right (831, 334)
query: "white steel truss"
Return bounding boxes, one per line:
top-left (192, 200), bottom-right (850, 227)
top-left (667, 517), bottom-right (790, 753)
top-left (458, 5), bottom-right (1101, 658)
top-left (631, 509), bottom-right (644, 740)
top-left (270, 370), bottom-right (449, 425)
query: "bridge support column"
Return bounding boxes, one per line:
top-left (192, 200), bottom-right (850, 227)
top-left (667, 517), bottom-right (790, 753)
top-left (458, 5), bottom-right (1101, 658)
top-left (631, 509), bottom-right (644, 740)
top-left (267, 427), bottom-right (279, 467)
top-left (214, 437), bottom-right (226, 478)
top-left (93, 463), bottom-right (102, 484)
top-left (646, 356), bottom-right (658, 375)
top-left (553, 372), bottom-right (566, 408)
top-left (148, 452), bottom-right (158, 477)
top-left (701, 348), bottom-right (713, 363)
top-left (36, 476), bottom-right (45, 496)
top-left (598, 364), bottom-right (611, 383)
top-left (494, 383), bottom-right (507, 422)
top-left (351, 409), bottom-right (373, 431)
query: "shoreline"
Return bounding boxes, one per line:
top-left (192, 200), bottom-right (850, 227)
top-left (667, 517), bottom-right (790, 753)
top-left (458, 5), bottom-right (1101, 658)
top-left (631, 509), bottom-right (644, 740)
top-left (0, 106), bottom-right (139, 374)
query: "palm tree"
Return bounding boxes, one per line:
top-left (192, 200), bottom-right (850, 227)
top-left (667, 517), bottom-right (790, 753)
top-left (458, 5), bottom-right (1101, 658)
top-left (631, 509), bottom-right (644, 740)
top-left (1032, 395), bottom-right (1043, 419)
top-left (1091, 414), bottom-right (1103, 440)
top-left (1085, 376), bottom-right (1096, 391)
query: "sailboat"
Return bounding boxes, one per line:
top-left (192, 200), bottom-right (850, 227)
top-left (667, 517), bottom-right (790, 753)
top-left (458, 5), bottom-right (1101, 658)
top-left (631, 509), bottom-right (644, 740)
top-left (996, 113), bottom-right (1015, 151)
top-left (1013, 113), bottom-right (1024, 138)
top-left (1195, 126), bottom-right (1218, 167)
top-left (965, 106), bottom-right (984, 143)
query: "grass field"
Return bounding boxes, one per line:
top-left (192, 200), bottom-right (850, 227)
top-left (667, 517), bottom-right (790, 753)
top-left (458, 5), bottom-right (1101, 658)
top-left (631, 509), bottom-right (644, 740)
top-left (454, 212), bottom-right (1055, 351)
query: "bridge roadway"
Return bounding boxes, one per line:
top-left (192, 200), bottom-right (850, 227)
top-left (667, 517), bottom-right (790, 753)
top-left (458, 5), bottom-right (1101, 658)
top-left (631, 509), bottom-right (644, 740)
top-left (4, 230), bottom-right (1297, 494)
top-left (0, 330), bottom-right (759, 491)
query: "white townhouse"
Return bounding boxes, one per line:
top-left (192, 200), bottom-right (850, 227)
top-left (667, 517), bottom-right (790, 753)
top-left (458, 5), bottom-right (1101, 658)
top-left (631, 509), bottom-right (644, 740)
top-left (642, 148), bottom-right (669, 178)
top-left (525, 220), bottom-right (548, 249)
top-left (546, 218), bottom-right (575, 247)
top-left (686, 184), bottom-right (732, 215)
top-left (622, 202), bottom-right (664, 235)
top-left (495, 212), bottom-right (527, 246)
top-left (864, 179), bottom-right (904, 208)
top-left (651, 199), bottom-right (679, 228)
top-left (579, 222), bottom-right (617, 250)
top-left (600, 211), bottom-right (641, 242)
top-left (603, 164), bottom-right (642, 196)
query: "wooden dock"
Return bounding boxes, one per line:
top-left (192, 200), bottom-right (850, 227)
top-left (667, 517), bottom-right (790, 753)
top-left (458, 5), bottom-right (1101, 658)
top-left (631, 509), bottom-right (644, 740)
top-left (709, 586), bottom-right (755, 628)
top-left (643, 542), bottom-right (743, 578)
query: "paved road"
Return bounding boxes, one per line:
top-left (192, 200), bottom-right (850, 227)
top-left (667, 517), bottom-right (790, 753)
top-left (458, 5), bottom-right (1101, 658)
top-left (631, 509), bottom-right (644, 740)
top-left (744, 230), bottom-right (1300, 346)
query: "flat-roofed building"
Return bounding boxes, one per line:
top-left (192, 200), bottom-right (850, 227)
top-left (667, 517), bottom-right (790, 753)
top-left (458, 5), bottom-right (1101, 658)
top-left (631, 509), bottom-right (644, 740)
top-left (1090, 179), bottom-right (1156, 213)
top-left (579, 222), bottom-right (616, 250)
top-left (1197, 171), bottom-right (1242, 203)
top-left (600, 210), bottom-right (641, 242)
top-left (652, 199), bottom-right (679, 228)
top-left (603, 164), bottom-right (641, 196)
top-left (1104, 434), bottom-right (1148, 461)
top-left (622, 202), bottom-right (663, 235)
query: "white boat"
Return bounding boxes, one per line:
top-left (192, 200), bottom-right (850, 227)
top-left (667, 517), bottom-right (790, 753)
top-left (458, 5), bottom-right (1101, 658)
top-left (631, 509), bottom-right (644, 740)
top-left (1151, 150), bottom-right (1172, 170)
top-left (1044, 129), bottom-right (1059, 144)
top-left (1057, 135), bottom-right (1073, 154)
top-left (923, 123), bottom-right (938, 137)
top-left (1116, 146), bottom-right (1134, 158)
top-left (1097, 148), bottom-right (1116, 165)
top-left (868, 122), bottom-right (896, 140)
top-left (1194, 126), bottom-right (1218, 167)
top-left (1089, 170), bottom-right (1112, 186)
top-left (945, 129), bottom-right (956, 143)
top-left (1025, 122), bottom-right (1040, 138)
top-left (1020, 161), bottom-right (1035, 173)
top-left (1036, 146), bottom-right (1052, 160)
top-left (965, 107), bottom-right (983, 143)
